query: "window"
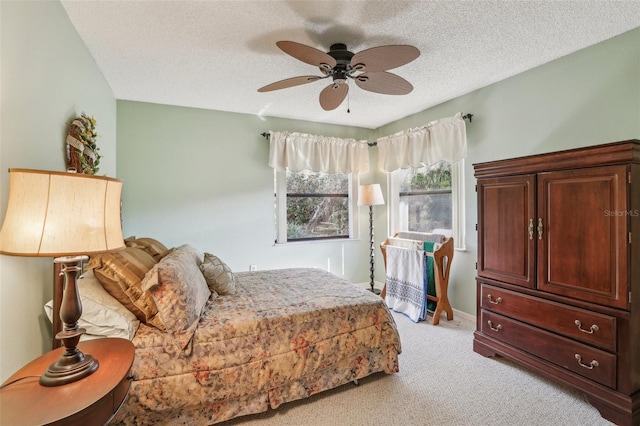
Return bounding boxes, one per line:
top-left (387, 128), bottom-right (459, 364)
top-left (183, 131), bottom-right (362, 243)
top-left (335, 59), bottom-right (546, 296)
top-left (388, 160), bottom-right (465, 249)
top-left (275, 169), bottom-right (358, 243)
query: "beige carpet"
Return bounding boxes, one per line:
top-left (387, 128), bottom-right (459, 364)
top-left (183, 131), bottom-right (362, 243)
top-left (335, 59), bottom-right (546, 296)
top-left (223, 311), bottom-right (613, 426)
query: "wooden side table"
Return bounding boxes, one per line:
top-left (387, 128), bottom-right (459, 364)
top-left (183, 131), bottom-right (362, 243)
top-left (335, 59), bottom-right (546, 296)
top-left (0, 338), bottom-right (134, 426)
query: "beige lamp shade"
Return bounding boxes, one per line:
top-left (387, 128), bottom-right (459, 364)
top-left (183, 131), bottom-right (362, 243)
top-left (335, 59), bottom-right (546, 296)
top-left (0, 169), bottom-right (125, 257)
top-left (358, 183), bottom-right (385, 206)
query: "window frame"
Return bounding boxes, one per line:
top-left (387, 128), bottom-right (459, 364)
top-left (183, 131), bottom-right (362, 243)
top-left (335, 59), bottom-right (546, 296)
top-left (274, 169), bottom-right (359, 244)
top-left (387, 159), bottom-right (466, 250)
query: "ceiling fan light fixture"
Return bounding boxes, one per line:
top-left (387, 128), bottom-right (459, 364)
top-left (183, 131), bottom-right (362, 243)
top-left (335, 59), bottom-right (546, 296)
top-left (333, 68), bottom-right (348, 83)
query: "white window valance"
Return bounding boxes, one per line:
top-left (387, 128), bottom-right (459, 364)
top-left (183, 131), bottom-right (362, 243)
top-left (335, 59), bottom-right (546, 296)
top-left (268, 131), bottom-right (370, 174)
top-left (377, 112), bottom-right (467, 172)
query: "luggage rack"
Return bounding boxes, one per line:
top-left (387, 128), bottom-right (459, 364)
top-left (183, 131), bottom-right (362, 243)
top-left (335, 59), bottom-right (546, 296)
top-left (380, 233), bottom-right (454, 325)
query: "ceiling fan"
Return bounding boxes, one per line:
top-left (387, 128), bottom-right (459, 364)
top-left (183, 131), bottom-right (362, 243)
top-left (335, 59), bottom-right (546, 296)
top-left (258, 41), bottom-right (420, 111)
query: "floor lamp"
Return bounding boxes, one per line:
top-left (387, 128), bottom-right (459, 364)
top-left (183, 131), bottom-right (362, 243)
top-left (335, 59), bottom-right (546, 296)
top-left (358, 184), bottom-right (385, 295)
top-left (0, 168), bottom-right (125, 386)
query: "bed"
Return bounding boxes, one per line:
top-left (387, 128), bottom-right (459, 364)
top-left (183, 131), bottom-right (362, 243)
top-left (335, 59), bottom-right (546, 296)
top-left (48, 238), bottom-right (401, 425)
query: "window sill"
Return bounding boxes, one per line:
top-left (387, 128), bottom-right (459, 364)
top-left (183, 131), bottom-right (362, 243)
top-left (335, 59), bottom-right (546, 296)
top-left (273, 238), bottom-right (360, 246)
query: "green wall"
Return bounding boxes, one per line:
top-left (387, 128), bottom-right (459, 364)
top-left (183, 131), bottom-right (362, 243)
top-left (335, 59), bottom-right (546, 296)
top-left (117, 102), bottom-right (377, 283)
top-left (0, 1), bottom-right (117, 382)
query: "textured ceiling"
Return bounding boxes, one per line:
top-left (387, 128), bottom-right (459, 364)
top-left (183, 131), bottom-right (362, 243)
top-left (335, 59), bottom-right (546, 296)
top-left (61, 1), bottom-right (640, 129)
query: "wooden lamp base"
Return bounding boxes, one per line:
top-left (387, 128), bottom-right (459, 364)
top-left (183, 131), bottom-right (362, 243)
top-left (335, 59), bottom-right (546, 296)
top-left (41, 255), bottom-right (97, 387)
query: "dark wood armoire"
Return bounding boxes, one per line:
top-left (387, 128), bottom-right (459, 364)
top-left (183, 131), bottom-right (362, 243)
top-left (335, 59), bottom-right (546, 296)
top-left (473, 140), bottom-right (640, 425)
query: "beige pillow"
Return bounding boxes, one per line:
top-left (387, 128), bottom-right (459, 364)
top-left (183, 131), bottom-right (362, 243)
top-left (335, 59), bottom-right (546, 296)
top-left (88, 247), bottom-right (164, 330)
top-left (170, 244), bottom-right (204, 266)
top-left (125, 236), bottom-right (170, 261)
top-left (142, 245), bottom-right (211, 351)
top-left (200, 253), bottom-right (236, 295)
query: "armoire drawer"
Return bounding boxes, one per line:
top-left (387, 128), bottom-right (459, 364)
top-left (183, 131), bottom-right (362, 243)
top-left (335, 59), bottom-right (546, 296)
top-left (480, 283), bottom-right (616, 351)
top-left (480, 310), bottom-right (616, 389)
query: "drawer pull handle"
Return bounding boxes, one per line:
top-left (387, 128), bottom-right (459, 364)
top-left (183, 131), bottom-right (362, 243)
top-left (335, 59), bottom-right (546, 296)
top-left (528, 218), bottom-right (534, 240)
top-left (575, 354), bottom-right (599, 370)
top-left (487, 320), bottom-right (502, 332)
top-left (574, 320), bottom-right (599, 334)
top-left (487, 294), bottom-right (502, 305)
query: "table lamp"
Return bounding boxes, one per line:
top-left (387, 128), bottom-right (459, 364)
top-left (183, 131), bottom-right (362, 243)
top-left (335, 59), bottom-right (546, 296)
top-left (358, 184), bottom-right (385, 294)
top-left (0, 169), bottom-right (125, 386)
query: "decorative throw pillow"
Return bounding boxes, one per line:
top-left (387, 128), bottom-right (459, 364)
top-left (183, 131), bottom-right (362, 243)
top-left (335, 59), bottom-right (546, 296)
top-left (88, 246), bottom-right (164, 330)
top-left (125, 237), bottom-right (170, 261)
top-left (170, 244), bottom-right (204, 266)
top-left (44, 269), bottom-right (139, 340)
top-left (200, 253), bottom-right (236, 295)
top-left (142, 245), bottom-right (212, 351)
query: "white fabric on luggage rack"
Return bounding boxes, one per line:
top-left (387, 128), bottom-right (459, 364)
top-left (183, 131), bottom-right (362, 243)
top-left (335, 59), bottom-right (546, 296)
top-left (384, 245), bottom-right (426, 322)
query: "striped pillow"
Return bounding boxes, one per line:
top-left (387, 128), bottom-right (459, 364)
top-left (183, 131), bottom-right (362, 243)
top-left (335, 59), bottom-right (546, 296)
top-left (88, 247), bottom-right (164, 330)
top-left (125, 237), bottom-right (170, 261)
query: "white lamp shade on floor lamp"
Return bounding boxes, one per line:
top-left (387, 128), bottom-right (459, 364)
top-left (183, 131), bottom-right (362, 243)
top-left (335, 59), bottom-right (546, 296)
top-left (358, 183), bottom-right (385, 207)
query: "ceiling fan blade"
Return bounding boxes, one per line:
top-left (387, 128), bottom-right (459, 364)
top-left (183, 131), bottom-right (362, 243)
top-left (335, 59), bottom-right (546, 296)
top-left (355, 72), bottom-right (413, 95)
top-left (257, 75), bottom-right (322, 92)
top-left (276, 41), bottom-right (337, 68)
top-left (351, 45), bottom-right (420, 72)
top-left (319, 82), bottom-right (349, 111)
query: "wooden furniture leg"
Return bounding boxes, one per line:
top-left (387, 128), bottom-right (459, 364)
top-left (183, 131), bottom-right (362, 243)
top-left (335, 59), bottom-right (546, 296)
top-left (430, 237), bottom-right (454, 325)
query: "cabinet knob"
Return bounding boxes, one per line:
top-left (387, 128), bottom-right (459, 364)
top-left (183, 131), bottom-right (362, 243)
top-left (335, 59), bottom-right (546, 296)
top-left (574, 320), bottom-right (599, 334)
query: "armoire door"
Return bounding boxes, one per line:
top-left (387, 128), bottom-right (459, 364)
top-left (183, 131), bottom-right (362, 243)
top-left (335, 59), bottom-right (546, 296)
top-left (477, 174), bottom-right (536, 288)
top-left (537, 165), bottom-right (629, 309)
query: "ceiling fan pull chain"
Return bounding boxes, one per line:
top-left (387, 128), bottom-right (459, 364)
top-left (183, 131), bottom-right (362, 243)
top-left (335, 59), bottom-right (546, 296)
top-left (347, 90), bottom-right (350, 113)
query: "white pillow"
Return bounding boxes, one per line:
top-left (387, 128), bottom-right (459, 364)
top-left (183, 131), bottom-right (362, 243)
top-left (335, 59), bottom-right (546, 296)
top-left (44, 269), bottom-right (140, 340)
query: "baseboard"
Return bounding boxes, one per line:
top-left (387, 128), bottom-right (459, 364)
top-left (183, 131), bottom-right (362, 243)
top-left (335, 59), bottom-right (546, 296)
top-left (452, 308), bottom-right (475, 324)
top-left (430, 308), bottom-right (475, 324)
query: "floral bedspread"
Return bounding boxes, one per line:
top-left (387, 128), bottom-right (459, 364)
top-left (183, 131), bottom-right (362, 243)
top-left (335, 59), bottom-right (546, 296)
top-left (112, 268), bottom-right (401, 425)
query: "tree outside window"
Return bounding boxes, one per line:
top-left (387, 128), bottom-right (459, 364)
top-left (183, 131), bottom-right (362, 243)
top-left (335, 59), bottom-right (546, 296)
top-left (275, 170), bottom-right (355, 243)
top-left (399, 162), bottom-right (452, 233)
